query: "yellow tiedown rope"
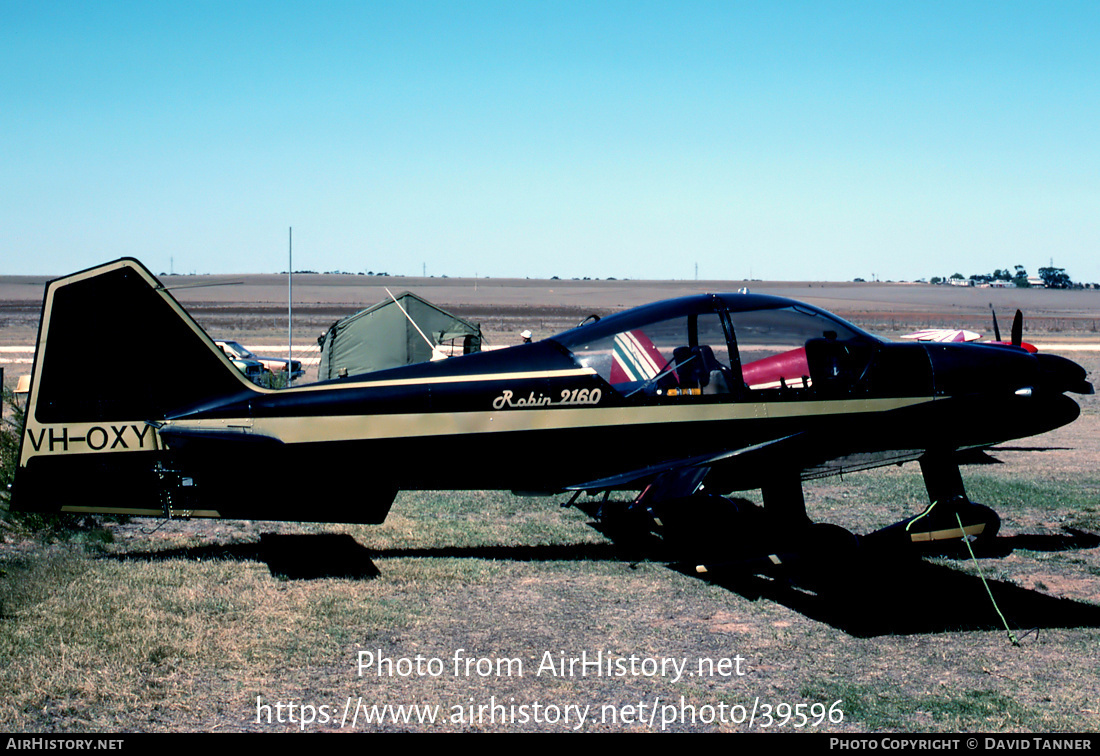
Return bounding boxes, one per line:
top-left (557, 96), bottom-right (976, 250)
top-left (955, 512), bottom-right (1020, 647)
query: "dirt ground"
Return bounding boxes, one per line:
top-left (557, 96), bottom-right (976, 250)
top-left (1, 273), bottom-right (1097, 733)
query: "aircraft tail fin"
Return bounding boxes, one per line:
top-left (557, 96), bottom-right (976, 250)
top-left (13, 258), bottom-right (260, 516)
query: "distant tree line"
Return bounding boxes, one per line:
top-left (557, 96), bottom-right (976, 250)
top-left (925, 265), bottom-right (1095, 289)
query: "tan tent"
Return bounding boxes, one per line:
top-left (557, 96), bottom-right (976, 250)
top-left (316, 292), bottom-right (481, 381)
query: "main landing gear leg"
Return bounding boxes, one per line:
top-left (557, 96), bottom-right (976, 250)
top-left (692, 473), bottom-right (859, 576)
top-left (761, 473), bottom-right (811, 530)
top-left (920, 451), bottom-right (967, 505)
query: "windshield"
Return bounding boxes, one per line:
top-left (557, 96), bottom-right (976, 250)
top-left (223, 341), bottom-right (254, 359)
top-left (727, 305), bottom-right (868, 392)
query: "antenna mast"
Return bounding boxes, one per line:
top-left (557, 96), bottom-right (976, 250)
top-left (288, 227), bottom-right (293, 385)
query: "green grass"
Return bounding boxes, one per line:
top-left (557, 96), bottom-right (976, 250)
top-left (806, 471), bottom-right (1100, 533)
top-left (799, 681), bottom-right (1058, 731)
top-left (347, 489), bottom-right (608, 551)
top-left (0, 553), bottom-right (426, 730)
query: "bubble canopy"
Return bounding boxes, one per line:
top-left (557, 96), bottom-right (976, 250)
top-left (550, 293), bottom-right (878, 399)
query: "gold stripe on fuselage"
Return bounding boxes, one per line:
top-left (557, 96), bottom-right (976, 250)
top-left (167, 395), bottom-right (936, 446)
top-left (285, 366), bottom-right (598, 391)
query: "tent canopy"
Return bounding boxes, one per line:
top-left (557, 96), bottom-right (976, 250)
top-left (316, 292), bottom-right (481, 380)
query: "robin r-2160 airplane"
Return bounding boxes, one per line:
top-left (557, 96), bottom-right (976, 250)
top-left (12, 259), bottom-right (1094, 560)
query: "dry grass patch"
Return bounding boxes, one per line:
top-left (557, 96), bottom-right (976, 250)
top-left (0, 554), bottom-right (418, 731)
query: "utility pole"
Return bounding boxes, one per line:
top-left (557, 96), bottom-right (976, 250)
top-left (288, 227), bottom-right (293, 386)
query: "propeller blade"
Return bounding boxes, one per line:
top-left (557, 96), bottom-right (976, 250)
top-left (1011, 309), bottom-right (1023, 348)
top-left (989, 304), bottom-right (1001, 342)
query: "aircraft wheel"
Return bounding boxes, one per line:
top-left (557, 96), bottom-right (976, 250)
top-left (960, 502), bottom-right (1001, 549)
top-left (800, 522), bottom-right (860, 555)
top-left (595, 499), bottom-right (656, 545)
top-left (862, 496), bottom-right (1001, 555)
top-left (655, 494), bottom-right (759, 561)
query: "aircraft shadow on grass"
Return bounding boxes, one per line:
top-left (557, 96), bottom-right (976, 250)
top-left (109, 521), bottom-right (1100, 638)
top-left (108, 533), bottom-right (624, 581)
top-left (955, 445), bottom-right (1071, 465)
top-left (671, 528), bottom-right (1100, 638)
top-left (111, 533), bottom-right (382, 581)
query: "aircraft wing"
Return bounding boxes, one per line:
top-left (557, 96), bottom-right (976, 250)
top-left (901, 328), bottom-right (982, 343)
top-left (562, 429), bottom-right (931, 505)
top-left (564, 433), bottom-right (808, 499)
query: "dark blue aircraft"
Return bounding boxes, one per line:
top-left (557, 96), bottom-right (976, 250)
top-left (13, 259), bottom-right (1093, 564)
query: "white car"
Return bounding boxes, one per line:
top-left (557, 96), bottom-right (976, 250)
top-left (216, 340), bottom-right (304, 381)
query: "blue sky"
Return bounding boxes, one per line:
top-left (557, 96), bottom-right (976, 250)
top-left (3, 1), bottom-right (1098, 282)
